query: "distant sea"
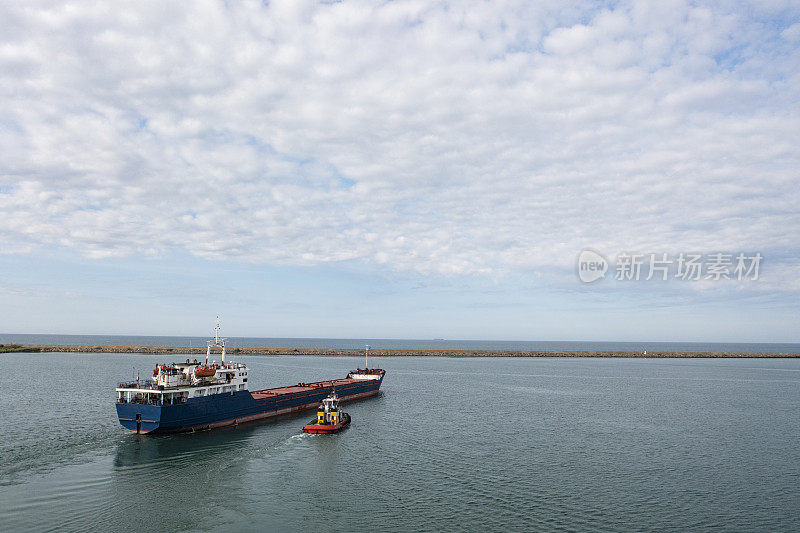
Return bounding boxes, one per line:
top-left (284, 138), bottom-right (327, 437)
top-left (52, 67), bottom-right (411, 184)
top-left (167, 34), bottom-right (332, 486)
top-left (1, 334), bottom-right (798, 353)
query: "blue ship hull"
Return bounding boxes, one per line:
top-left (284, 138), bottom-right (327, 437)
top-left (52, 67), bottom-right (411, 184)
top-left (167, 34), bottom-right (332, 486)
top-left (116, 375), bottom-right (383, 434)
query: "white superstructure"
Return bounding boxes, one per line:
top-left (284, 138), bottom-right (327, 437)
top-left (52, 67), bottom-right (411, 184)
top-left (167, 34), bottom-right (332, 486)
top-left (116, 318), bottom-right (249, 405)
top-left (346, 345), bottom-right (383, 381)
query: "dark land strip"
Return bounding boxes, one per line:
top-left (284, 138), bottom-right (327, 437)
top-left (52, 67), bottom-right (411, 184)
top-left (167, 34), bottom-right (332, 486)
top-left (2, 344), bottom-right (798, 358)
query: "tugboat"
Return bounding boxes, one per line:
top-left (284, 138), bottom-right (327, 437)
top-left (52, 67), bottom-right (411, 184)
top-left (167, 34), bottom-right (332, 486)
top-left (303, 391), bottom-right (351, 434)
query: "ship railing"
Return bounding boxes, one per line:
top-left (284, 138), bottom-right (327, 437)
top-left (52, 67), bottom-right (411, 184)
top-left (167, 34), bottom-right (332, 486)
top-left (117, 396), bottom-right (187, 406)
top-left (117, 388), bottom-right (189, 405)
top-left (117, 381), bottom-right (159, 390)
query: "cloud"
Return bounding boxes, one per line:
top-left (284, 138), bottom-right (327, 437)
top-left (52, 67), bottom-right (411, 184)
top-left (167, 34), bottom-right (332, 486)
top-left (0, 0), bottom-right (798, 283)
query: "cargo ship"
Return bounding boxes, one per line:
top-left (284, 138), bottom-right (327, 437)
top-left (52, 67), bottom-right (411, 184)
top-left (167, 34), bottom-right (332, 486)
top-left (115, 321), bottom-right (385, 434)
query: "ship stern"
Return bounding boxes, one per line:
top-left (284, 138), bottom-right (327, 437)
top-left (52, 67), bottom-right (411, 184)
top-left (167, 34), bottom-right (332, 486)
top-left (116, 403), bottom-right (162, 434)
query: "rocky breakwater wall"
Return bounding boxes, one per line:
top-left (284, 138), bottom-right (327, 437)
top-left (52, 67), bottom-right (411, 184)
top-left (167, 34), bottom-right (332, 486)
top-left (3, 344), bottom-right (799, 358)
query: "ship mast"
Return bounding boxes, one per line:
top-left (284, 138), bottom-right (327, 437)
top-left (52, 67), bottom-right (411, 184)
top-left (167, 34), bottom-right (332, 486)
top-left (206, 315), bottom-right (226, 365)
top-left (365, 344), bottom-right (370, 369)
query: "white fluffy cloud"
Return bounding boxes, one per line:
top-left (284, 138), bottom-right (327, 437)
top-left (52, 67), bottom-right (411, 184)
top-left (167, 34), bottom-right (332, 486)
top-left (1, 0), bottom-right (798, 279)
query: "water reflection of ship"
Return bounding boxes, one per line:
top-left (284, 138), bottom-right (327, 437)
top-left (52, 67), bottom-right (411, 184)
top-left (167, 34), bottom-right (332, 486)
top-left (110, 425), bottom-right (264, 529)
top-left (113, 424), bottom-right (257, 469)
top-left (110, 390), bottom-right (386, 530)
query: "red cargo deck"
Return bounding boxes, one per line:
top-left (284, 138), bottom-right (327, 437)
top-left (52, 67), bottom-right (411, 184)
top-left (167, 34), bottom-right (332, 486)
top-left (250, 377), bottom-right (360, 400)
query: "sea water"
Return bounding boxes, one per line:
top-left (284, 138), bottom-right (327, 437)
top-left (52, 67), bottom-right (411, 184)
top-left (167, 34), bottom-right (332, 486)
top-left (1, 353), bottom-right (798, 531)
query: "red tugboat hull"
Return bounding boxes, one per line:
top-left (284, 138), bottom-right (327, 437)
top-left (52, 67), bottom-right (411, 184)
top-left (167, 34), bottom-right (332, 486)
top-left (303, 423), bottom-right (343, 434)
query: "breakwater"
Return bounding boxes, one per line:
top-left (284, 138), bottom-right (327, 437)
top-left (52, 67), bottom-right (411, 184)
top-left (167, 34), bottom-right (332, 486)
top-left (2, 344), bottom-right (798, 358)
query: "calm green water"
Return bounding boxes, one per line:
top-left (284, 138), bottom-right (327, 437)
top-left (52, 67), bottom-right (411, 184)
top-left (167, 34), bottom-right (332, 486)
top-left (1, 353), bottom-right (798, 532)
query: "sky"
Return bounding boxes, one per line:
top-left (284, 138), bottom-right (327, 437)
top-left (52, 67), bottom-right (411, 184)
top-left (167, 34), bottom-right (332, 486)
top-left (0, 0), bottom-right (798, 342)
